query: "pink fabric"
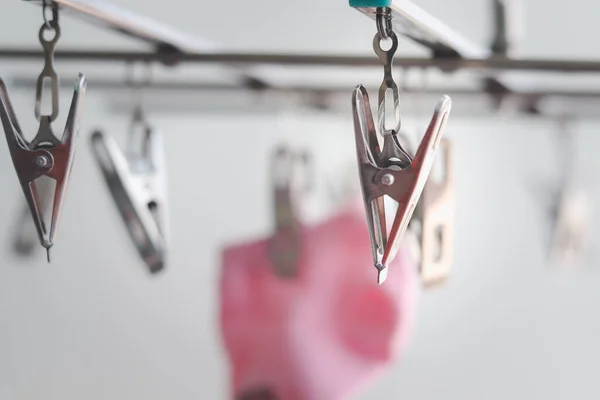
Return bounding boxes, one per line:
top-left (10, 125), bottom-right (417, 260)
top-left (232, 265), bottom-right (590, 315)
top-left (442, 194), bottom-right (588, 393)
top-left (220, 204), bottom-right (419, 400)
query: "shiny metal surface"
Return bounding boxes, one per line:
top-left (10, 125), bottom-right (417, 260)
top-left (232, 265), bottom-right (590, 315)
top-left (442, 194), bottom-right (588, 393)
top-left (0, 74), bottom-right (87, 261)
top-left (35, 2), bottom-right (60, 122)
top-left (352, 85), bottom-right (451, 284)
top-left (90, 107), bottom-right (169, 274)
top-left (373, 30), bottom-right (402, 135)
top-left (10, 177), bottom-right (54, 258)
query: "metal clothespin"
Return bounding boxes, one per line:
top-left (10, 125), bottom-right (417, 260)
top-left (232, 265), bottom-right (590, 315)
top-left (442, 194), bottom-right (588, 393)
top-left (268, 146), bottom-right (311, 278)
top-left (546, 116), bottom-right (591, 268)
top-left (90, 65), bottom-right (168, 274)
top-left (0, 2), bottom-right (87, 262)
top-left (352, 7), bottom-right (452, 284)
top-left (415, 138), bottom-right (455, 287)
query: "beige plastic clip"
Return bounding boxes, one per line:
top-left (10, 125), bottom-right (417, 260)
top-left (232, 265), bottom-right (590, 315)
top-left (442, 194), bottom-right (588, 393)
top-left (417, 138), bottom-right (455, 287)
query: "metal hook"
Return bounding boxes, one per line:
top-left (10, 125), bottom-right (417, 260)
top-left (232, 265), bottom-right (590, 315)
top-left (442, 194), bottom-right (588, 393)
top-left (373, 31), bottom-right (401, 136)
top-left (375, 7), bottom-right (393, 40)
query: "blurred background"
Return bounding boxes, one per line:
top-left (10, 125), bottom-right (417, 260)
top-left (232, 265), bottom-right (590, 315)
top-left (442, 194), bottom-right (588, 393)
top-left (1, 0), bottom-right (600, 399)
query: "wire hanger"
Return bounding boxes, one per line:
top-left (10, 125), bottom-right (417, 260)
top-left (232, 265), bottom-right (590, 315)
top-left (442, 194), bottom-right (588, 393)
top-left (90, 63), bottom-right (169, 274)
top-left (0, 1), bottom-right (87, 262)
top-left (352, 7), bottom-right (452, 284)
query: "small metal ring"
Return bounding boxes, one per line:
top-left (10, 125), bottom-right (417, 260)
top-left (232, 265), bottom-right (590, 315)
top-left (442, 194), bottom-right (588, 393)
top-left (39, 22), bottom-right (60, 47)
top-left (373, 30), bottom-right (398, 59)
top-left (376, 7), bottom-right (393, 40)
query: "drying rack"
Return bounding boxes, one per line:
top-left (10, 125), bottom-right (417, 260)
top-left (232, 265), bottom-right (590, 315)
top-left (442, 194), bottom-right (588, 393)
top-left (4, 0), bottom-right (600, 115)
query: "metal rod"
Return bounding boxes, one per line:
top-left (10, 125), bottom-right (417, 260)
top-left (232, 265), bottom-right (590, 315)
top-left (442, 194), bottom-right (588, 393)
top-left (10, 76), bottom-right (600, 99)
top-left (2, 49), bottom-right (600, 72)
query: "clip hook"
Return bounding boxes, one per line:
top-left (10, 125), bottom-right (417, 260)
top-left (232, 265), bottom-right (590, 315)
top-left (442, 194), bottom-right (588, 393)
top-left (268, 146), bottom-right (311, 278)
top-left (90, 78), bottom-right (168, 273)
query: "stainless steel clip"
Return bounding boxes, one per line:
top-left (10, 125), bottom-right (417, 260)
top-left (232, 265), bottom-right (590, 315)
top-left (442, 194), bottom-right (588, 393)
top-left (90, 106), bottom-right (169, 274)
top-left (352, 86), bottom-right (451, 284)
top-left (1, 4), bottom-right (87, 262)
top-left (0, 75), bottom-right (87, 262)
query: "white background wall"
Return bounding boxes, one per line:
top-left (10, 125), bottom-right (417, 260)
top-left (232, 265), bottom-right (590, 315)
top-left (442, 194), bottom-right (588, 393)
top-left (1, 1), bottom-right (600, 399)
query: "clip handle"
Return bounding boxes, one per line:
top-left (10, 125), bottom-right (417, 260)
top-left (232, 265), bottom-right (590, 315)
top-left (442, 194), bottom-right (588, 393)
top-left (379, 96), bottom-right (451, 270)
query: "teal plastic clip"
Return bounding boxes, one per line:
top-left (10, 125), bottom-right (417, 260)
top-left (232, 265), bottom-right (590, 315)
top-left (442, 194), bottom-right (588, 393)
top-left (349, 0), bottom-right (391, 8)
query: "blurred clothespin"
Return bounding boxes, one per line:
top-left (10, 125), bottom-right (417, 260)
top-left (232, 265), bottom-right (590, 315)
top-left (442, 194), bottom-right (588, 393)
top-left (0, 2), bottom-right (87, 262)
top-left (268, 145), bottom-right (312, 278)
top-left (90, 65), bottom-right (169, 273)
top-left (415, 139), bottom-right (455, 287)
top-left (545, 116), bottom-right (591, 269)
top-left (352, 7), bottom-right (451, 284)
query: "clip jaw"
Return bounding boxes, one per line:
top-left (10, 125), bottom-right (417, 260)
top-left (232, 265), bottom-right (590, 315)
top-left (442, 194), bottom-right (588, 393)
top-left (352, 85), bottom-right (451, 284)
top-left (11, 177), bottom-right (54, 257)
top-left (91, 113), bottom-right (169, 274)
top-left (416, 138), bottom-right (455, 287)
top-left (268, 146), bottom-right (310, 279)
top-left (0, 75), bottom-right (87, 261)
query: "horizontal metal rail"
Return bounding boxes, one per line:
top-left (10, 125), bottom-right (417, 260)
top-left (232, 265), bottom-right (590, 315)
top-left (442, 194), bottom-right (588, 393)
top-left (1, 49), bottom-right (600, 73)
